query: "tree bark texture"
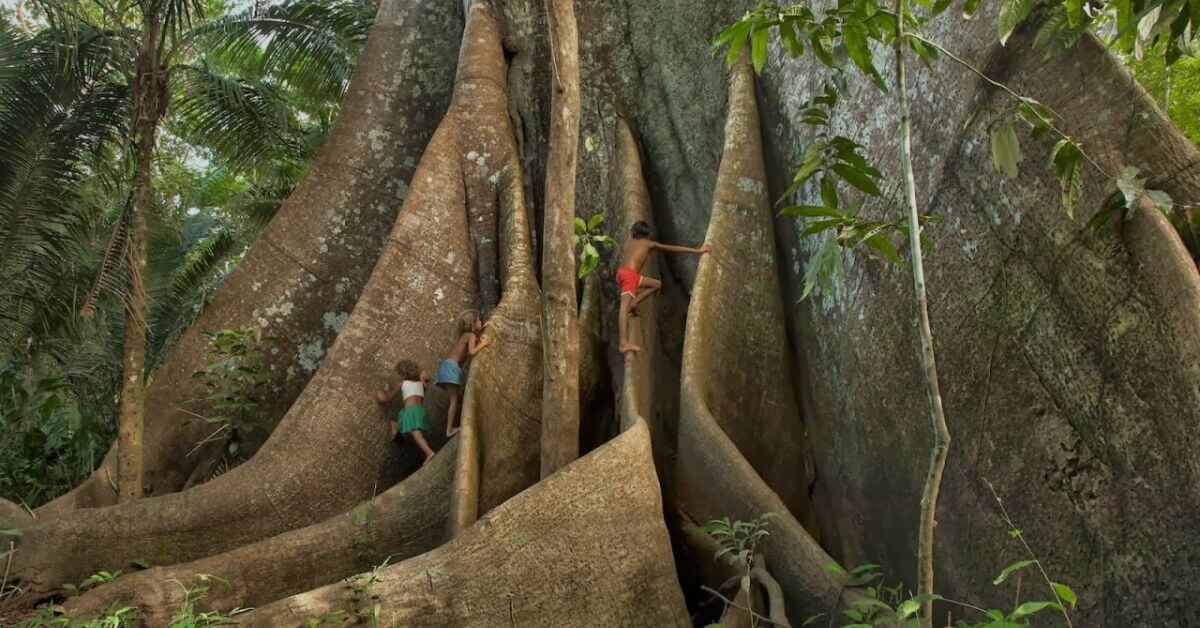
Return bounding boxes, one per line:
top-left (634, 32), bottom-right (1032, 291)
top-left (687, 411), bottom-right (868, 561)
top-left (62, 440), bottom-right (457, 624)
top-left (116, 21), bottom-right (165, 504)
top-left (674, 54), bottom-right (840, 627)
top-left (539, 0), bottom-right (582, 478)
top-left (39, 0), bottom-right (463, 515)
top-left (8, 0), bottom-right (1200, 624)
top-left (238, 421), bottom-right (689, 627)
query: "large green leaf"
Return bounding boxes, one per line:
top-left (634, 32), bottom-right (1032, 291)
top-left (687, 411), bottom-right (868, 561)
top-left (997, 0), bottom-right (1034, 44)
top-left (842, 22), bottom-right (886, 91)
top-left (990, 123), bottom-right (1021, 179)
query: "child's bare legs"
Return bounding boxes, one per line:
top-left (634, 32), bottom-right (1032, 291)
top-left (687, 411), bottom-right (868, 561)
top-left (409, 429), bottom-right (435, 463)
top-left (629, 276), bottom-right (661, 315)
top-left (444, 384), bottom-right (462, 437)
top-left (619, 293), bottom-right (640, 354)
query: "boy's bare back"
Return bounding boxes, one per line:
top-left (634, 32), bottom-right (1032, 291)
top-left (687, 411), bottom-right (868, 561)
top-left (620, 238), bottom-right (655, 271)
top-left (447, 332), bottom-right (472, 364)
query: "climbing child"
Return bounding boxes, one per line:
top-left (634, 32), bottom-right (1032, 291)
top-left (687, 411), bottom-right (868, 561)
top-left (616, 220), bottom-right (711, 354)
top-left (437, 309), bottom-right (491, 437)
top-left (373, 359), bottom-right (435, 464)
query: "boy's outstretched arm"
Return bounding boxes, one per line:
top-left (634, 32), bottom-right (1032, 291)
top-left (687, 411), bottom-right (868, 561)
top-left (374, 382), bottom-right (402, 403)
top-left (653, 241), bottom-right (713, 255)
top-left (467, 331), bottom-right (492, 357)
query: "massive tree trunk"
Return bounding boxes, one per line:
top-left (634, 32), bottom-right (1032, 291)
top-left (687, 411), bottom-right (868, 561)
top-left (2, 0), bottom-right (535, 607)
top-left (8, 0), bottom-right (1200, 624)
top-left (238, 421), bottom-right (689, 627)
top-left (674, 53), bottom-right (840, 626)
top-left (38, 0), bottom-right (463, 515)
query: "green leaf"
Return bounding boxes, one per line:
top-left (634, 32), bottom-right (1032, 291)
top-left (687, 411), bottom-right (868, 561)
top-left (831, 163), bottom-right (882, 196)
top-left (1116, 165), bottom-right (1147, 220)
top-left (993, 559), bottom-right (1036, 584)
top-left (1147, 189), bottom-right (1174, 213)
top-left (997, 0), bottom-right (1034, 45)
top-left (723, 21), bottom-right (751, 68)
top-left (781, 205), bottom-right (843, 218)
top-left (1050, 139), bottom-right (1084, 218)
top-left (811, 30), bottom-right (837, 67)
top-left (821, 176), bottom-right (840, 209)
top-left (842, 23), bottom-right (886, 91)
top-left (864, 233), bottom-right (902, 266)
top-left (573, 217), bottom-right (587, 235)
top-left (1010, 601), bottom-right (1065, 619)
top-left (751, 26), bottom-right (770, 74)
top-left (801, 219), bottom-right (845, 238)
top-left (0, 529), bottom-right (21, 536)
top-left (897, 599), bottom-right (920, 619)
top-left (990, 123), bottom-right (1021, 179)
top-left (779, 21), bottom-right (805, 57)
top-left (1065, 0), bottom-right (1084, 25)
top-left (800, 238), bottom-right (843, 302)
top-left (587, 213), bottom-right (605, 230)
top-left (963, 0), bottom-right (982, 18)
top-left (1007, 528), bottom-right (1022, 538)
top-left (584, 136), bottom-right (598, 153)
top-left (578, 243), bottom-right (600, 278)
top-left (1051, 581), bottom-right (1078, 609)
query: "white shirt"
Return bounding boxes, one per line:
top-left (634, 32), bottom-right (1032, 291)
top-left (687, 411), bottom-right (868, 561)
top-left (401, 379), bottom-right (425, 401)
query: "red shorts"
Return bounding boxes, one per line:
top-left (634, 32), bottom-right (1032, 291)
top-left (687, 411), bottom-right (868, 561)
top-left (615, 267), bottom-right (641, 297)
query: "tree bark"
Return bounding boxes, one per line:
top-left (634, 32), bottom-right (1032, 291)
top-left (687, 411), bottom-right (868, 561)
top-left (238, 421), bottom-right (689, 627)
top-left (1, 0), bottom-right (519, 607)
top-left (38, 0), bottom-right (463, 514)
top-left (450, 159), bottom-right (542, 534)
top-left (673, 54), bottom-right (839, 626)
top-left (63, 440), bottom-right (456, 623)
top-left (116, 19), bottom-right (165, 504)
top-left (539, 0), bottom-right (582, 478)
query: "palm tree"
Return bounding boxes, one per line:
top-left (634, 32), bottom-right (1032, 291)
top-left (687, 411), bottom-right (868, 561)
top-left (0, 0), bottom-right (373, 503)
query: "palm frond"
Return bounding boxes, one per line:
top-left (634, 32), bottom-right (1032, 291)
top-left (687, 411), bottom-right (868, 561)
top-left (170, 63), bottom-right (308, 174)
top-left (79, 199), bottom-right (131, 318)
top-left (184, 0), bottom-right (373, 105)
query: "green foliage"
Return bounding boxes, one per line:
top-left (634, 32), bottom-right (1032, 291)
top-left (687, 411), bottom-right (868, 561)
top-left (333, 561), bottom-right (391, 627)
top-left (700, 512), bottom-right (776, 570)
top-left (165, 574), bottom-right (250, 627)
top-left (15, 604), bottom-right (137, 627)
top-left (191, 329), bottom-right (273, 457)
top-left (820, 558), bottom-right (1076, 627)
top-left (0, 365), bottom-right (115, 507)
top-left (15, 573), bottom-right (246, 627)
top-left (61, 568), bottom-right (126, 597)
top-left (573, 213), bottom-right (616, 279)
top-left (1090, 165), bottom-right (1175, 232)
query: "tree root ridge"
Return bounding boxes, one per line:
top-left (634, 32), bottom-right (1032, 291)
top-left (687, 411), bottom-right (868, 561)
top-left (237, 421), bottom-right (690, 627)
top-left (674, 55), bottom-right (840, 624)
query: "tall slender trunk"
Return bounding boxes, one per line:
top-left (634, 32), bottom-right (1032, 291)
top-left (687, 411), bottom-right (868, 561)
top-left (117, 21), bottom-right (165, 503)
top-left (539, 0), bottom-right (581, 477)
top-left (893, 3), bottom-right (951, 625)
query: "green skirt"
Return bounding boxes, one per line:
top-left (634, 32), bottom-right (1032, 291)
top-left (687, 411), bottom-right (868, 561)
top-left (397, 404), bottom-right (430, 435)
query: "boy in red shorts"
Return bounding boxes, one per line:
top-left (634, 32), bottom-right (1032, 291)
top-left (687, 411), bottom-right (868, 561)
top-left (616, 220), bottom-right (712, 354)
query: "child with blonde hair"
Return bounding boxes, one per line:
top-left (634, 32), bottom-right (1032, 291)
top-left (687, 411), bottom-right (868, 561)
top-left (373, 359), bottom-right (435, 463)
top-left (437, 309), bottom-right (491, 437)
